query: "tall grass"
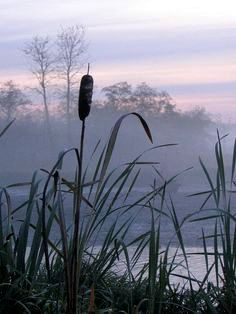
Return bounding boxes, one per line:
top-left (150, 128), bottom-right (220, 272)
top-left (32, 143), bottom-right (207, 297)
top-left (186, 131), bottom-right (236, 313)
top-left (0, 112), bottom-right (154, 312)
top-left (2, 114), bottom-right (236, 313)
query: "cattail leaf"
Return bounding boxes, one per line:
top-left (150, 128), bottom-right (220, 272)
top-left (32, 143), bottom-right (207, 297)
top-left (97, 113), bottom-right (153, 193)
top-left (124, 161), bottom-right (159, 165)
top-left (0, 119), bottom-right (15, 138)
top-left (16, 172), bottom-right (39, 273)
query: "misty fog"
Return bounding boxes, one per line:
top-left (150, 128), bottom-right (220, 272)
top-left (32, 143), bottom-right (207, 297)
top-left (0, 91), bottom-right (235, 195)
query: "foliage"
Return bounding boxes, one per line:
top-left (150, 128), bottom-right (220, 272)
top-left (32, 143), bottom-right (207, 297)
top-left (101, 81), bottom-right (176, 116)
top-left (102, 82), bottom-right (133, 111)
top-left (2, 112), bottom-right (236, 313)
top-left (0, 81), bottom-right (31, 121)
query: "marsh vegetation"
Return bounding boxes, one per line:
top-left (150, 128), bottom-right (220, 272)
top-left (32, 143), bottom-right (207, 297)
top-left (1, 25), bottom-right (236, 313)
top-left (1, 103), bottom-right (236, 313)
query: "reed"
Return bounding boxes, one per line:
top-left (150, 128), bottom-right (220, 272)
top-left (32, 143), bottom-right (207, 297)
top-left (2, 104), bottom-right (236, 312)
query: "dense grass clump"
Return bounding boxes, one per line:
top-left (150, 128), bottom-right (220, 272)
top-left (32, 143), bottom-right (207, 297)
top-left (1, 112), bottom-right (236, 313)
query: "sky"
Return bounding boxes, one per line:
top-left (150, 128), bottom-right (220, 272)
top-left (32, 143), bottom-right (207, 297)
top-left (0, 0), bottom-right (236, 120)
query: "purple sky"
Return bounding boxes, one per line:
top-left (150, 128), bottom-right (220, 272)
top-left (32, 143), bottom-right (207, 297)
top-left (1, 0), bottom-right (236, 120)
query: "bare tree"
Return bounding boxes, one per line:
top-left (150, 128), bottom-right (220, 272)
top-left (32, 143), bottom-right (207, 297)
top-left (56, 25), bottom-right (87, 131)
top-left (23, 36), bottom-right (55, 134)
top-left (0, 81), bottom-right (31, 121)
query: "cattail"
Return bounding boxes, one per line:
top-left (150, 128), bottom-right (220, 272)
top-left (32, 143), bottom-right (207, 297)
top-left (78, 64), bottom-right (93, 121)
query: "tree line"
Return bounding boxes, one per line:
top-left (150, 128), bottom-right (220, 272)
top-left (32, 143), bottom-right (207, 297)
top-left (0, 24), bottom-right (213, 138)
top-left (95, 81), bottom-right (176, 116)
top-left (0, 79), bottom-right (211, 126)
top-left (0, 24), bottom-right (219, 175)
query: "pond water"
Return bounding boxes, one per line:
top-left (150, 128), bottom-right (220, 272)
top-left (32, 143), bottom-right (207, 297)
top-left (6, 186), bottom-right (231, 286)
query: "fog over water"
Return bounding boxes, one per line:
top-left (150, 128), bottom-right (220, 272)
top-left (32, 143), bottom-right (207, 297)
top-left (1, 86), bottom-right (236, 285)
top-left (1, 101), bottom-right (236, 219)
top-left (2, 3), bottom-right (236, 310)
top-left (0, 103), bottom-right (234, 187)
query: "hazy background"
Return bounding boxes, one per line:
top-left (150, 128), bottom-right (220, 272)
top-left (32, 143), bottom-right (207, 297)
top-left (0, 0), bottom-right (236, 192)
top-left (1, 0), bottom-right (236, 118)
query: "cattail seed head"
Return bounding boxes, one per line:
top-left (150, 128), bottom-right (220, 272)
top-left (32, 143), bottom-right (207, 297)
top-left (78, 74), bottom-right (93, 121)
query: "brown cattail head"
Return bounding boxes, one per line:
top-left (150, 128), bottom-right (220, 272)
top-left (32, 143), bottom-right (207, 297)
top-left (78, 73), bottom-right (94, 121)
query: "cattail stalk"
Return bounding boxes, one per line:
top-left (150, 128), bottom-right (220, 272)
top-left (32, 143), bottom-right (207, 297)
top-left (67, 65), bottom-right (93, 314)
top-left (69, 119), bottom-right (85, 314)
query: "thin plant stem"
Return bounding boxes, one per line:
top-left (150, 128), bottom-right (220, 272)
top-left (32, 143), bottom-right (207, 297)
top-left (70, 119), bottom-right (85, 314)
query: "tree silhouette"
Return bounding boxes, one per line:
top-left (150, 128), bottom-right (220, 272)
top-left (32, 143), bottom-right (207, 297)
top-left (102, 82), bottom-right (133, 110)
top-left (133, 82), bottom-right (159, 115)
top-left (56, 25), bottom-right (87, 135)
top-left (23, 36), bottom-right (55, 137)
top-left (101, 81), bottom-right (176, 117)
top-left (0, 81), bottom-right (31, 121)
